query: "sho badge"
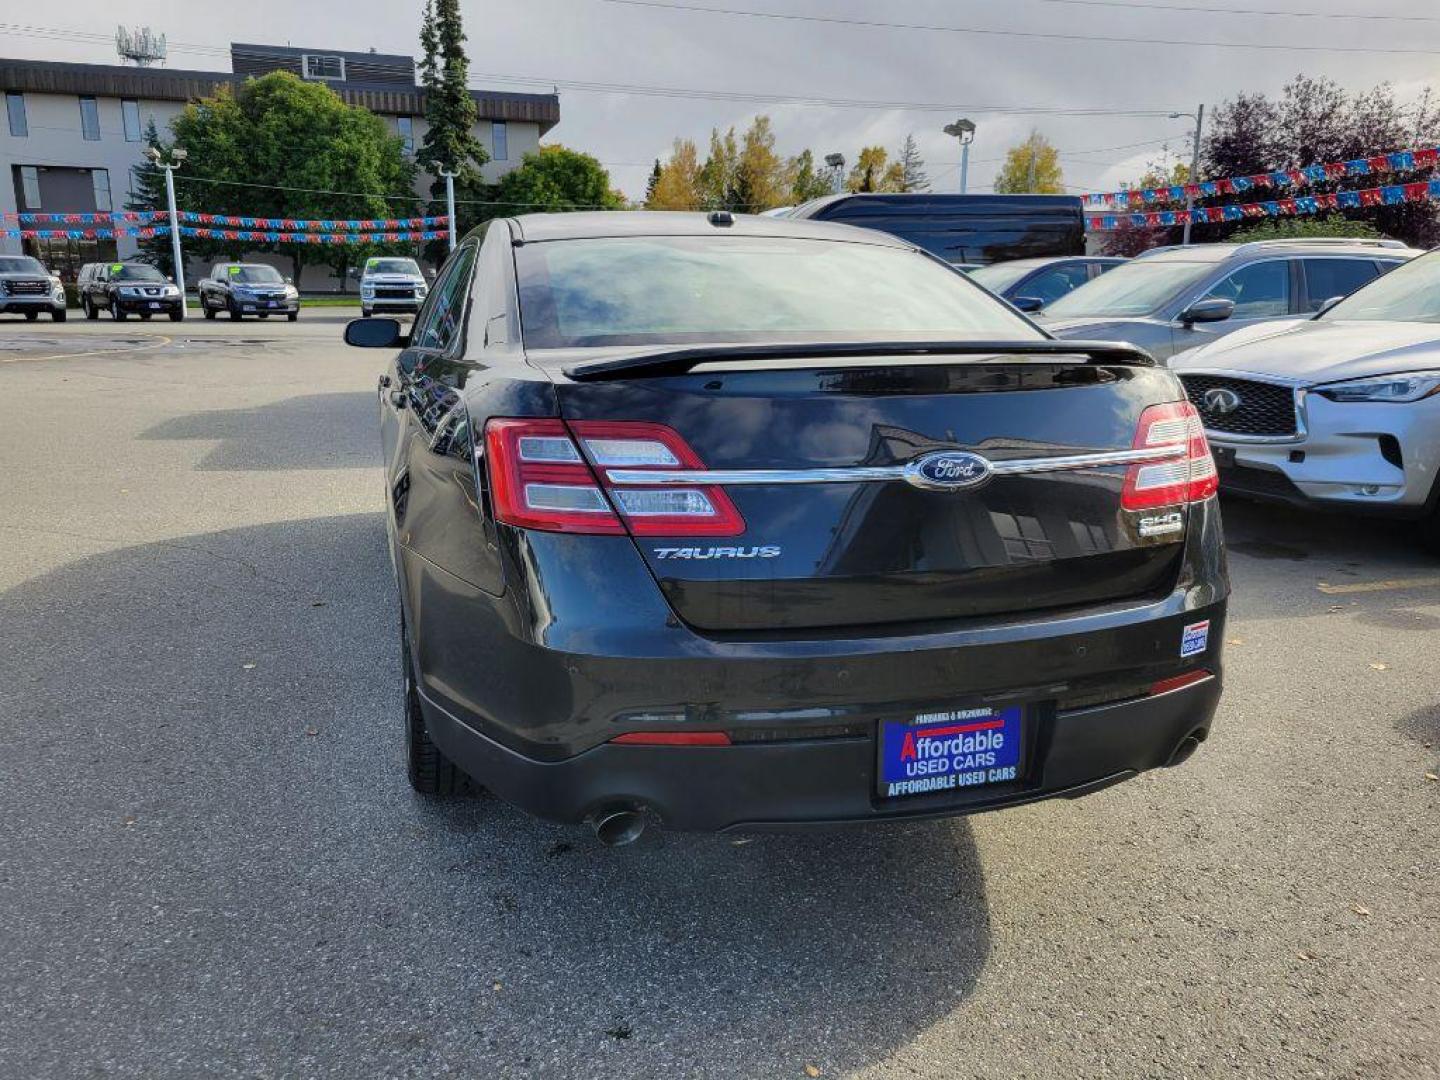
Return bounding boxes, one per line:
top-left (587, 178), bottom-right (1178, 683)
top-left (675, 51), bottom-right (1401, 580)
top-left (653, 545), bottom-right (782, 560)
top-left (1137, 511), bottom-right (1185, 538)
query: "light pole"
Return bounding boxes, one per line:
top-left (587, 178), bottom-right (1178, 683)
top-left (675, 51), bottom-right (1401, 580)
top-left (145, 144), bottom-right (188, 317)
top-left (823, 153), bottom-right (845, 195)
top-left (438, 167), bottom-right (458, 252)
top-left (943, 119), bottom-right (977, 195)
top-left (1170, 105), bottom-right (1205, 245)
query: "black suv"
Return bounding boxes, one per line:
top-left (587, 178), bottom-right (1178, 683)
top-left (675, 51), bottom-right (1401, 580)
top-left (197, 263), bottom-right (299, 321)
top-left (77, 262), bottom-right (183, 321)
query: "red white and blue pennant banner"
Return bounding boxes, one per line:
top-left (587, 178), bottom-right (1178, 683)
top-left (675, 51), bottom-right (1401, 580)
top-left (4, 227), bottom-right (169, 240)
top-left (179, 227), bottom-right (444, 244)
top-left (1, 212), bottom-right (165, 225)
top-left (177, 212), bottom-right (446, 231)
top-left (1084, 146), bottom-right (1439, 209)
top-left (1088, 179), bottom-right (1440, 231)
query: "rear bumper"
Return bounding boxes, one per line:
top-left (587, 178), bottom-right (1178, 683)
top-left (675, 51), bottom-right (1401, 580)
top-left (420, 670), bottom-right (1222, 830)
top-left (363, 298), bottom-right (422, 312)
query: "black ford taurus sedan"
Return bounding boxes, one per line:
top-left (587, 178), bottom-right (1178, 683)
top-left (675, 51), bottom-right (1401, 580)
top-left (345, 211), bottom-right (1228, 844)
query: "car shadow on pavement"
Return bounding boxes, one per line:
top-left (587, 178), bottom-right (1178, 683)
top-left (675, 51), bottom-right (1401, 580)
top-left (0, 514), bottom-right (990, 1080)
top-left (138, 392), bottom-right (379, 471)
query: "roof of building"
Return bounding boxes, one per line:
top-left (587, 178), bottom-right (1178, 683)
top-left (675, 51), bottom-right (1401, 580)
top-left (0, 54), bottom-right (560, 133)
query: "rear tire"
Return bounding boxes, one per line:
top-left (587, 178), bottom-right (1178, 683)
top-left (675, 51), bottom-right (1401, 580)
top-left (84, 298), bottom-right (98, 320)
top-left (111, 300), bottom-right (126, 321)
top-left (203, 297), bottom-right (216, 320)
top-left (287, 311), bottom-right (298, 322)
top-left (402, 624), bottom-right (471, 796)
top-left (168, 311), bottom-right (183, 322)
top-left (228, 300), bottom-right (242, 322)
top-left (1420, 507), bottom-right (1440, 556)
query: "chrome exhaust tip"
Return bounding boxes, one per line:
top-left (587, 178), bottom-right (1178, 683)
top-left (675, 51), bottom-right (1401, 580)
top-left (590, 809), bottom-right (647, 847)
top-left (1165, 729), bottom-right (1207, 768)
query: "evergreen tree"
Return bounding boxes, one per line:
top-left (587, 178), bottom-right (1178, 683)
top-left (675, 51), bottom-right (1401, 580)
top-left (645, 159), bottom-right (662, 204)
top-left (898, 134), bottom-right (929, 192)
top-left (416, 0), bottom-right (490, 244)
top-left (125, 120), bottom-right (178, 275)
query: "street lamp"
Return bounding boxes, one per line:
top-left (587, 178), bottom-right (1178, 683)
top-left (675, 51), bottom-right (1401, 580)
top-left (943, 118), bottom-right (977, 195)
top-left (823, 153), bottom-right (845, 195)
top-left (1168, 106), bottom-right (1205, 245)
top-left (438, 167), bottom-right (458, 252)
top-left (145, 145), bottom-right (188, 318)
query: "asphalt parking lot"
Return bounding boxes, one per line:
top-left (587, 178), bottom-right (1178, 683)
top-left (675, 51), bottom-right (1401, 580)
top-left (1, 315), bottom-right (1437, 1080)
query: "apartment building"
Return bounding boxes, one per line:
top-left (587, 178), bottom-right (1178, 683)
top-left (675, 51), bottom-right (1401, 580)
top-left (1, 43), bottom-right (560, 280)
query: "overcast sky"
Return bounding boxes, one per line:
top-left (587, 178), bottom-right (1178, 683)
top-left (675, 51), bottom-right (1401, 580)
top-left (5, 0), bottom-right (1438, 200)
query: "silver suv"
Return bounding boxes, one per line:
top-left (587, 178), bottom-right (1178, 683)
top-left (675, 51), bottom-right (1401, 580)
top-left (359, 257), bottom-right (428, 318)
top-left (1172, 248), bottom-right (1440, 550)
top-left (1039, 239), bottom-right (1420, 361)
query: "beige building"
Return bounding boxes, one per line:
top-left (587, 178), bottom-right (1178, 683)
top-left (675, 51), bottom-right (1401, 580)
top-left (1, 43), bottom-right (560, 286)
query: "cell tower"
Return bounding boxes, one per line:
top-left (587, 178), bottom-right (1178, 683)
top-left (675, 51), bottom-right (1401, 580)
top-left (116, 26), bottom-right (168, 67)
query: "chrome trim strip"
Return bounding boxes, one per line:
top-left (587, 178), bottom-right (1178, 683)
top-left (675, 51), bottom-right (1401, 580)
top-left (603, 446), bottom-right (1185, 487)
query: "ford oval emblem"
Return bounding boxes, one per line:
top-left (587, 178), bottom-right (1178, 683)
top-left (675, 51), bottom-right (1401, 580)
top-left (903, 450), bottom-right (994, 492)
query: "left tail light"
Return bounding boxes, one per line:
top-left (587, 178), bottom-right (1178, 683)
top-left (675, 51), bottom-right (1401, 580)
top-left (483, 418), bottom-right (745, 536)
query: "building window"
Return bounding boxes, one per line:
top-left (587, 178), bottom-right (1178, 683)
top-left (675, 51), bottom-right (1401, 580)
top-left (122, 99), bottom-right (143, 142)
top-left (20, 165), bottom-right (41, 209)
top-left (92, 169), bottom-right (113, 213)
top-left (491, 120), bottom-right (507, 162)
top-left (79, 96), bottom-right (100, 141)
top-left (397, 115), bottom-right (414, 154)
top-left (6, 92), bottom-right (26, 137)
top-left (302, 54), bottom-right (345, 81)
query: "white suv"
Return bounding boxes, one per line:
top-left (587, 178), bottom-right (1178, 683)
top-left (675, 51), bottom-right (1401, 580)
top-left (360, 257), bottom-right (429, 317)
top-left (1171, 248), bottom-right (1440, 550)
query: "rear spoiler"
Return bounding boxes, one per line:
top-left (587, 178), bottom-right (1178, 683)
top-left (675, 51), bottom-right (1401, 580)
top-left (561, 339), bottom-right (1156, 381)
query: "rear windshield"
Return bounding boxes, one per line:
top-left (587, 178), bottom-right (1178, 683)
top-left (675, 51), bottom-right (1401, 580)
top-left (366, 259), bottom-right (421, 275)
top-left (226, 265), bottom-right (284, 284)
top-left (112, 264), bottom-right (166, 282)
top-left (1044, 259), bottom-right (1214, 318)
top-left (1322, 251), bottom-right (1440, 323)
top-left (0, 257), bottom-right (45, 275)
top-left (515, 236), bottom-right (1043, 348)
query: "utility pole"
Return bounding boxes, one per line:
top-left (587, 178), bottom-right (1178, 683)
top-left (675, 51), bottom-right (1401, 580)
top-left (1027, 147), bottom-right (1038, 193)
top-left (824, 153), bottom-right (845, 195)
top-left (943, 119), bottom-right (976, 195)
top-left (146, 145), bottom-right (188, 318)
top-left (1173, 104), bottom-right (1205, 246)
top-left (439, 167), bottom-right (458, 253)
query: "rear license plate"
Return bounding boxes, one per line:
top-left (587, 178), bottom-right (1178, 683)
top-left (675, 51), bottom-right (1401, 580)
top-left (878, 706), bottom-right (1023, 799)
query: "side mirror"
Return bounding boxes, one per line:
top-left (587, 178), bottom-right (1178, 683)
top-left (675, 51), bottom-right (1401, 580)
top-left (344, 317), bottom-right (408, 349)
top-left (1011, 295), bottom-right (1044, 313)
top-left (1179, 297), bottom-right (1235, 326)
top-left (1315, 295), bottom-right (1343, 316)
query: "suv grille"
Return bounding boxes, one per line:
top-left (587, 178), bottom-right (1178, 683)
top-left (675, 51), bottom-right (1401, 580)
top-left (1179, 374), bottom-right (1298, 437)
top-left (4, 280), bottom-right (49, 296)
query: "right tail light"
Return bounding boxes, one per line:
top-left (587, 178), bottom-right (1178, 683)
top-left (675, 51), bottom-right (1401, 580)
top-left (1121, 401), bottom-right (1219, 511)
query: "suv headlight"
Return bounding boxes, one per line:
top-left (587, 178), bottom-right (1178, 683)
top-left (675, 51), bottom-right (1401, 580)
top-left (119, 286), bottom-right (143, 297)
top-left (284, 285), bottom-right (298, 298)
top-left (1314, 371), bottom-right (1440, 404)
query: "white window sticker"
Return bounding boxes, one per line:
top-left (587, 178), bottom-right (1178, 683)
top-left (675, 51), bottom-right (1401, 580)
top-left (1180, 620), bottom-right (1210, 658)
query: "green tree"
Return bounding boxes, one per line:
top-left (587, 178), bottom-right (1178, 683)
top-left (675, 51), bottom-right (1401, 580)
top-left (645, 159), bottom-right (662, 203)
top-left (698, 127), bottom-right (742, 211)
top-left (1231, 217), bottom-right (1385, 242)
top-left (416, 0), bottom-right (489, 235)
top-left (785, 148), bottom-right (833, 203)
top-left (994, 131), bottom-right (1064, 194)
top-left (897, 134), bottom-right (929, 192)
top-left (153, 72), bottom-right (417, 286)
top-left (125, 120), bottom-right (177, 275)
top-left (733, 116), bottom-right (787, 212)
top-left (647, 139), bottom-right (704, 210)
top-left (493, 145), bottom-right (624, 215)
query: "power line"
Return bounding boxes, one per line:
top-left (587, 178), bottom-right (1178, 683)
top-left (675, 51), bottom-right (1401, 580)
top-left (599, 0), bottom-right (1440, 55)
top-left (1034, 0), bottom-right (1440, 23)
top-left (468, 72), bottom-right (1181, 116)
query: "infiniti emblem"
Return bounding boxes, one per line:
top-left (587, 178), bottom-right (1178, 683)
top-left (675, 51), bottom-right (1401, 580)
top-left (903, 450), bottom-right (994, 492)
top-left (1201, 387), bottom-right (1243, 415)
